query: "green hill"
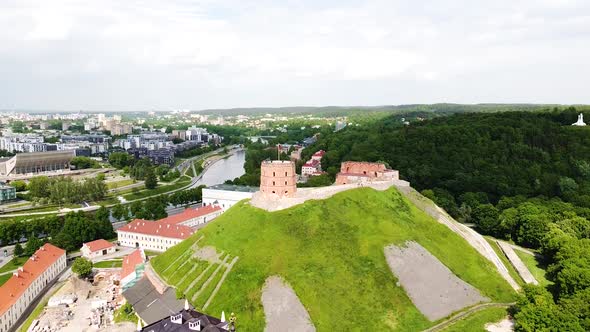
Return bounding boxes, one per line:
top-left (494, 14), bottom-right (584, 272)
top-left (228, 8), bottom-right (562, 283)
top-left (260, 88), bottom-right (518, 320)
top-left (151, 187), bottom-right (516, 331)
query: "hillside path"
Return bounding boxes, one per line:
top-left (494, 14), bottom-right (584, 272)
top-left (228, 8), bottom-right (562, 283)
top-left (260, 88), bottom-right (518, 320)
top-left (422, 302), bottom-right (515, 332)
top-left (395, 185), bottom-right (521, 291)
top-left (496, 240), bottom-right (538, 285)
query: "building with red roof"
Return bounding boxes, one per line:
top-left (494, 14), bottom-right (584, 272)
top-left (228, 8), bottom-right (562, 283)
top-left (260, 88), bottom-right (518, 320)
top-left (0, 243), bottom-right (66, 332)
top-left (117, 219), bottom-right (194, 252)
top-left (311, 149), bottom-right (325, 161)
top-left (81, 239), bottom-right (116, 259)
top-left (158, 205), bottom-right (222, 228)
top-left (120, 249), bottom-right (146, 291)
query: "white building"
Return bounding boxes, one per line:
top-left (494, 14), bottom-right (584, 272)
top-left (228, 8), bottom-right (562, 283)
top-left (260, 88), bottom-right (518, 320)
top-left (0, 244), bottom-right (66, 332)
top-left (117, 220), bottom-right (193, 252)
top-left (157, 205), bottom-right (223, 228)
top-left (202, 184), bottom-right (258, 211)
top-left (81, 239), bottom-right (116, 260)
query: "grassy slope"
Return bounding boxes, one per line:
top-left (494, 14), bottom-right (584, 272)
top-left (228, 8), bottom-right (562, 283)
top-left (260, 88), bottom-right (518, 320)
top-left (153, 187), bottom-right (516, 331)
top-left (514, 250), bottom-right (552, 287)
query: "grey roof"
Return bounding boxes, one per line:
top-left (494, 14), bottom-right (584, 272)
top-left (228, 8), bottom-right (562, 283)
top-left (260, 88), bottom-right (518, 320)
top-left (141, 308), bottom-right (229, 332)
top-left (207, 184), bottom-right (258, 193)
top-left (123, 276), bottom-right (185, 325)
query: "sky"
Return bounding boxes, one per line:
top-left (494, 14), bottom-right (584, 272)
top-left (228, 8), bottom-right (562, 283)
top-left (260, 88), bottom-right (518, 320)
top-left (0, 0), bottom-right (589, 111)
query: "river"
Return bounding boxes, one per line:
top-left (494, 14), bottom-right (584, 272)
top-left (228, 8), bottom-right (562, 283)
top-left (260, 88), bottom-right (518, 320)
top-left (196, 149), bottom-right (246, 186)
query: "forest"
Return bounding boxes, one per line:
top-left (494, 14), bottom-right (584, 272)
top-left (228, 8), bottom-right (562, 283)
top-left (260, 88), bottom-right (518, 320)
top-left (302, 107), bottom-right (590, 330)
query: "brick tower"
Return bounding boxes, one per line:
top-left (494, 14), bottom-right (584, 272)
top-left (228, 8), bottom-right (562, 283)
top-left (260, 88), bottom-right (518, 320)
top-left (260, 160), bottom-right (297, 198)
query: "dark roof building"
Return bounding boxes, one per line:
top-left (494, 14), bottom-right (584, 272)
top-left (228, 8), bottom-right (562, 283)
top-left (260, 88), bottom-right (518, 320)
top-left (141, 306), bottom-right (231, 332)
top-left (122, 276), bottom-right (185, 325)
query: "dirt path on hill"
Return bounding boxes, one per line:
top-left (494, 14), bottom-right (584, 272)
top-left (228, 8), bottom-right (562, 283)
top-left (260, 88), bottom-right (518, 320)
top-left (385, 241), bottom-right (489, 321)
top-left (496, 240), bottom-right (538, 285)
top-left (394, 185), bottom-right (521, 292)
top-left (421, 302), bottom-right (514, 332)
top-left (261, 276), bottom-right (315, 332)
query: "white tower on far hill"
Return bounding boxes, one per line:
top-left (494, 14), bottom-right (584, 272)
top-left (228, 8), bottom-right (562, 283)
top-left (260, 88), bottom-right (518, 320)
top-left (572, 113), bottom-right (586, 126)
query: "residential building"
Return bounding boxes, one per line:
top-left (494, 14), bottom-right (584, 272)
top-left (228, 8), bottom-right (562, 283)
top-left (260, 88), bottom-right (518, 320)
top-left (117, 219), bottom-right (193, 252)
top-left (81, 239), bottom-right (116, 259)
top-left (122, 276), bottom-right (184, 326)
top-left (159, 205), bottom-right (222, 228)
top-left (301, 159), bottom-right (322, 177)
top-left (202, 184), bottom-right (258, 211)
top-left (140, 305), bottom-right (229, 332)
top-left (0, 244), bottom-right (67, 332)
top-left (0, 183), bottom-right (16, 204)
top-left (120, 249), bottom-right (146, 291)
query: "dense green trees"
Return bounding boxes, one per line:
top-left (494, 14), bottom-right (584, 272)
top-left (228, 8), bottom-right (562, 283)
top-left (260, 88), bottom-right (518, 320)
top-left (144, 167), bottom-right (158, 189)
top-left (108, 152), bottom-right (133, 169)
top-left (27, 176), bottom-right (107, 205)
top-left (72, 257), bottom-right (93, 277)
top-left (71, 156), bottom-right (101, 169)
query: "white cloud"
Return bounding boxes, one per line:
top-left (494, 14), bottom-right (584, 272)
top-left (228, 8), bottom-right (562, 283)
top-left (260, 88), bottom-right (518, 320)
top-left (0, 0), bottom-right (588, 110)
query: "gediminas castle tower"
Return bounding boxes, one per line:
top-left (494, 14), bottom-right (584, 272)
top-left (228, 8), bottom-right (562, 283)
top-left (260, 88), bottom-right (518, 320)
top-left (260, 160), bottom-right (297, 198)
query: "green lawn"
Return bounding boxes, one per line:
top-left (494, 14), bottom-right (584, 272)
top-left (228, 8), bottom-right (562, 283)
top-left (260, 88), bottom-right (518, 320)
top-left (143, 250), bottom-right (161, 257)
top-left (441, 307), bottom-right (509, 332)
top-left (484, 237), bottom-right (525, 287)
top-left (153, 187), bottom-right (517, 331)
top-left (0, 256), bottom-right (29, 273)
top-left (514, 250), bottom-right (552, 287)
top-left (114, 302), bottom-right (137, 323)
top-left (93, 260), bottom-right (123, 268)
top-left (107, 179), bottom-right (136, 189)
top-left (122, 178), bottom-right (191, 201)
top-left (0, 273), bottom-right (11, 286)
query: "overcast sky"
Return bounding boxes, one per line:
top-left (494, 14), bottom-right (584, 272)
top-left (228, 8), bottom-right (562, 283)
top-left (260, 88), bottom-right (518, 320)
top-left (0, 0), bottom-right (589, 111)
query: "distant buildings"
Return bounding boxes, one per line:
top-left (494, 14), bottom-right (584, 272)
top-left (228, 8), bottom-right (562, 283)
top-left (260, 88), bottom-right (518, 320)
top-left (0, 244), bottom-right (67, 332)
top-left (0, 150), bottom-right (75, 178)
top-left (0, 134), bottom-right (46, 153)
top-left (81, 239), bottom-right (116, 259)
top-left (0, 182), bottom-right (16, 205)
top-left (202, 184), bottom-right (258, 211)
top-left (301, 150), bottom-right (325, 177)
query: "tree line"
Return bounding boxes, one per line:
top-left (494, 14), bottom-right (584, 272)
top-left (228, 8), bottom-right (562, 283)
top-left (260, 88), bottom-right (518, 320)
top-left (26, 175), bottom-right (107, 205)
top-left (1, 207), bottom-right (115, 252)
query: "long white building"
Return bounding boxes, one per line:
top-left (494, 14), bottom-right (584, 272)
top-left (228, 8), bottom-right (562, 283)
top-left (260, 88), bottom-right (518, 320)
top-left (202, 184), bottom-right (258, 211)
top-left (0, 243), bottom-right (66, 332)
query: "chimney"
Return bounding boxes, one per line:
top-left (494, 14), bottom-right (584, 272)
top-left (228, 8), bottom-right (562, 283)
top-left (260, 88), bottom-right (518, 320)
top-left (184, 299), bottom-right (190, 311)
top-left (188, 320), bottom-right (201, 331)
top-left (18, 267), bottom-right (23, 272)
top-left (13, 271), bottom-right (18, 277)
top-left (170, 313), bottom-right (183, 324)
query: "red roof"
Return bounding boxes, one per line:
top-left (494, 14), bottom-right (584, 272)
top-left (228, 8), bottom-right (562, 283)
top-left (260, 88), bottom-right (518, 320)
top-left (303, 159), bottom-right (321, 167)
top-left (0, 243), bottom-right (66, 315)
top-left (313, 150), bottom-right (326, 157)
top-left (83, 239), bottom-right (115, 253)
top-left (159, 205), bottom-right (222, 225)
top-left (121, 249), bottom-right (146, 280)
top-left (118, 219), bottom-right (193, 240)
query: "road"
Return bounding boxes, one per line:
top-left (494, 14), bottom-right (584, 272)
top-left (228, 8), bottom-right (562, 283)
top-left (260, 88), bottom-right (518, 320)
top-left (0, 146), bottom-right (242, 219)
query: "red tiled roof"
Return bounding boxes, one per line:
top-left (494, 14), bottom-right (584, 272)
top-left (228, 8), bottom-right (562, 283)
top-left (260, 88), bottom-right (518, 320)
top-left (118, 219), bottom-right (193, 240)
top-left (121, 249), bottom-right (145, 280)
top-left (312, 150), bottom-right (325, 157)
top-left (303, 159), bottom-right (320, 167)
top-left (159, 205), bottom-right (222, 225)
top-left (83, 239), bottom-right (114, 253)
top-left (0, 243), bottom-right (66, 315)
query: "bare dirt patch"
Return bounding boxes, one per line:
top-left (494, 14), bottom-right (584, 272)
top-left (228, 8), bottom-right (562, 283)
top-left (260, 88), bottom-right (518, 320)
top-left (485, 317), bottom-right (515, 332)
top-left (384, 241), bottom-right (489, 321)
top-left (194, 246), bottom-right (223, 264)
top-left (261, 276), bottom-right (315, 332)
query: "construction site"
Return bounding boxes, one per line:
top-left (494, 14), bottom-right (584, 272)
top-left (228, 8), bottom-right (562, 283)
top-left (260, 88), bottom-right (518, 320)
top-left (28, 270), bottom-right (135, 332)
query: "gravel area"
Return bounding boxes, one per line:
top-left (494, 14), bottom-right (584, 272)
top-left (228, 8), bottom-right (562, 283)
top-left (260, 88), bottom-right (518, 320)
top-left (486, 317), bottom-right (515, 332)
top-left (384, 241), bottom-right (489, 321)
top-left (261, 276), bottom-right (315, 332)
top-left (496, 240), bottom-right (538, 285)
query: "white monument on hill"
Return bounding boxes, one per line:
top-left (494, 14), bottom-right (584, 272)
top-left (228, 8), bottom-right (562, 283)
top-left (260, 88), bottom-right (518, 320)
top-left (572, 113), bottom-right (586, 126)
